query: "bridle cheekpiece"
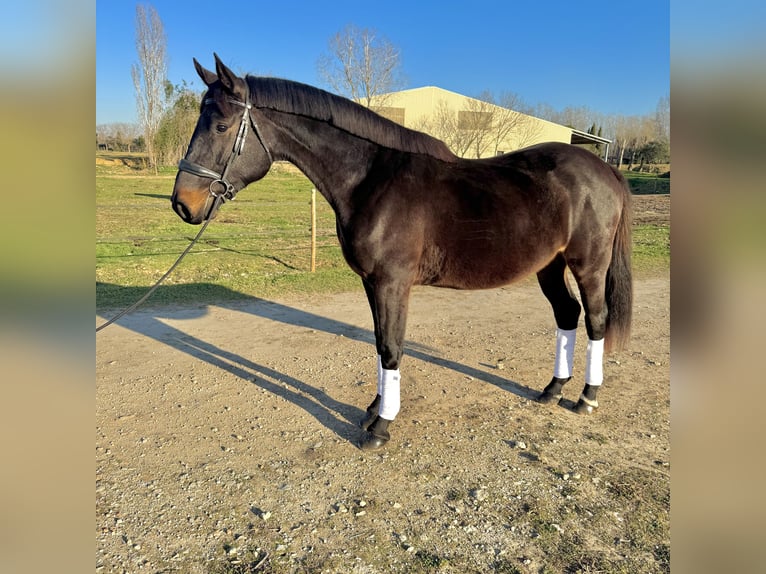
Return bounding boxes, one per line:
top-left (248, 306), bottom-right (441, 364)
top-left (177, 80), bottom-right (271, 203)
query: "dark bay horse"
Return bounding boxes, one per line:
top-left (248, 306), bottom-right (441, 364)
top-left (172, 55), bottom-right (632, 450)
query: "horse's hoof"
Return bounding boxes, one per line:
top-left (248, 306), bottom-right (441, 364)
top-left (359, 410), bottom-right (377, 431)
top-left (359, 432), bottom-right (389, 450)
top-left (359, 415), bottom-right (390, 450)
top-left (537, 391), bottom-right (563, 405)
top-left (538, 377), bottom-right (569, 404)
top-left (573, 398), bottom-right (598, 415)
top-left (359, 395), bottom-right (381, 431)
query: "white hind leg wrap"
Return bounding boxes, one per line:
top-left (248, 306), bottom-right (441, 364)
top-left (554, 328), bottom-right (577, 378)
top-left (585, 339), bottom-right (604, 386)
top-left (378, 368), bottom-right (401, 420)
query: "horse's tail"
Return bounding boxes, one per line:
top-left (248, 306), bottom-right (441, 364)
top-left (604, 167), bottom-right (633, 352)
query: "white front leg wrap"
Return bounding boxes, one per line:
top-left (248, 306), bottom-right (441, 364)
top-left (378, 367), bottom-right (401, 420)
top-left (553, 328), bottom-right (577, 378)
top-left (585, 339), bottom-right (604, 386)
top-left (376, 355), bottom-right (383, 395)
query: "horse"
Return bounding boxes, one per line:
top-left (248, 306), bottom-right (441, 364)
top-left (172, 55), bottom-right (632, 450)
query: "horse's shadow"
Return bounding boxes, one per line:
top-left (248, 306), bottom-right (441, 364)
top-left (97, 283), bottom-right (539, 445)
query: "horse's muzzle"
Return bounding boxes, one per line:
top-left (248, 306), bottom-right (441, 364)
top-left (171, 187), bottom-right (216, 225)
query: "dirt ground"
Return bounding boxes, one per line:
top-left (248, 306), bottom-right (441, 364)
top-left (96, 195), bottom-right (669, 573)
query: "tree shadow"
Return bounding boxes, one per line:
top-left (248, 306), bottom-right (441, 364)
top-left (97, 282), bottom-right (540, 445)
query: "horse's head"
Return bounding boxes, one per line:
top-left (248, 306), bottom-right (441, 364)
top-left (172, 54), bottom-right (273, 224)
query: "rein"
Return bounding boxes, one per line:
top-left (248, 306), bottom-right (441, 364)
top-left (95, 195), bottom-right (223, 332)
top-left (97, 82), bottom-right (271, 333)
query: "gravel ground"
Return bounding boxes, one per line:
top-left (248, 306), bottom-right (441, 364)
top-left (97, 277), bottom-right (669, 573)
top-left (97, 194), bottom-right (670, 573)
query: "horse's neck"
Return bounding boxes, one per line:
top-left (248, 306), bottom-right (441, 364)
top-left (263, 110), bottom-right (375, 216)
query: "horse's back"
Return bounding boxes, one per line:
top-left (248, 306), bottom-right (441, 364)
top-left (416, 143), bottom-right (626, 289)
top-left (488, 142), bottom-right (615, 185)
top-left (488, 143), bottom-right (627, 231)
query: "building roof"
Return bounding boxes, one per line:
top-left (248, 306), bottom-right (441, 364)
top-left (570, 128), bottom-right (612, 146)
top-left (368, 86), bottom-right (612, 159)
top-left (380, 86), bottom-right (613, 146)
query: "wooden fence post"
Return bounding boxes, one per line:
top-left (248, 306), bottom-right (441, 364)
top-left (310, 188), bottom-right (317, 272)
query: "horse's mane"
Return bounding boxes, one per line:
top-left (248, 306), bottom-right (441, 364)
top-left (246, 76), bottom-right (456, 162)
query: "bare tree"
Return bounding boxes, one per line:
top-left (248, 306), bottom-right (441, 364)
top-left (655, 94), bottom-right (670, 142)
top-left (415, 96), bottom-right (496, 158)
top-left (460, 93), bottom-right (496, 158)
top-left (556, 105), bottom-right (593, 130)
top-left (612, 114), bottom-right (656, 169)
top-left (533, 103), bottom-right (609, 137)
top-left (524, 98), bottom-right (671, 167)
top-left (490, 92), bottom-right (542, 154)
top-left (414, 93), bottom-right (544, 159)
top-left (317, 24), bottom-right (405, 108)
top-left (131, 4), bottom-right (167, 171)
top-left (96, 123), bottom-right (142, 151)
top-left (96, 124), bottom-right (113, 150)
top-left (489, 92), bottom-right (520, 154)
top-left (612, 115), bottom-right (636, 169)
top-left (415, 99), bottom-right (473, 157)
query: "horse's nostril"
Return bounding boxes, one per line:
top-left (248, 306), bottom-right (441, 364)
top-left (173, 199), bottom-right (191, 222)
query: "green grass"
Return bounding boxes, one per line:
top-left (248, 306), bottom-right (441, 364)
top-left (96, 163), bottom-right (359, 309)
top-left (624, 170), bottom-right (670, 195)
top-left (632, 224), bottom-right (670, 274)
top-left (96, 157), bottom-right (670, 309)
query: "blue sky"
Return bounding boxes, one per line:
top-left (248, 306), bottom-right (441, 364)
top-left (96, 0), bottom-right (669, 125)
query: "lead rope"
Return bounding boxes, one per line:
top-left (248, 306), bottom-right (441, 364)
top-left (95, 195), bottom-right (223, 333)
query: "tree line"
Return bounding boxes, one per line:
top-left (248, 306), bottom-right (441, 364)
top-left (97, 86), bottom-right (669, 172)
top-left (110, 7), bottom-right (668, 172)
top-left (530, 95), bottom-right (670, 170)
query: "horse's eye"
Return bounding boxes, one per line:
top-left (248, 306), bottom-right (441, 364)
top-left (216, 124), bottom-right (228, 133)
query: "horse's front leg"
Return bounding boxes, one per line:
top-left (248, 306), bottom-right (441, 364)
top-left (359, 279), bottom-right (411, 450)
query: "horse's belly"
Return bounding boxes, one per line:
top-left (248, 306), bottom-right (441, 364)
top-left (420, 242), bottom-right (557, 290)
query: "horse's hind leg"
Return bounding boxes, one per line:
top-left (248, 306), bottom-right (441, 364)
top-left (536, 254), bottom-right (582, 404)
top-left (567, 256), bottom-right (611, 415)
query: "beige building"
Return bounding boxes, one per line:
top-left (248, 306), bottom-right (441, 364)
top-left (368, 86), bottom-right (610, 159)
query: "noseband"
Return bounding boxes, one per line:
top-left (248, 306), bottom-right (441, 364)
top-left (178, 82), bottom-right (272, 203)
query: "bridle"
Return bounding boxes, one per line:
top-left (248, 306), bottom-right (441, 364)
top-left (177, 81), bottom-right (272, 205)
top-left (96, 83), bottom-right (272, 333)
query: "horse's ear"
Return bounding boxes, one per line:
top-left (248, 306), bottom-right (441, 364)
top-left (194, 58), bottom-right (218, 86)
top-left (213, 53), bottom-right (246, 99)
